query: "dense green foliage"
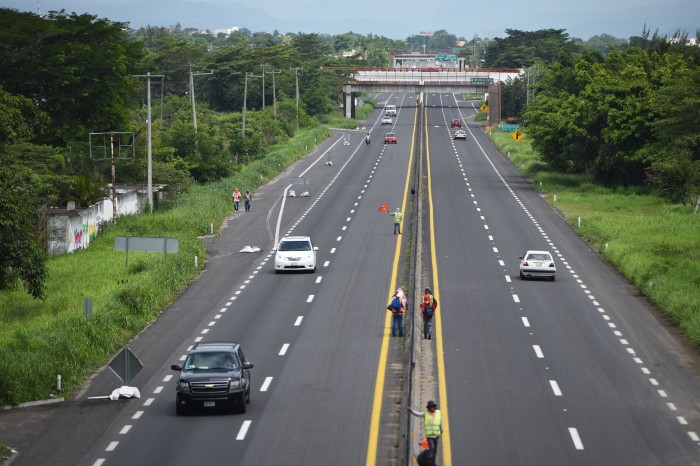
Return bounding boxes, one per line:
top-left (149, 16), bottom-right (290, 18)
top-left (0, 159), bottom-right (47, 299)
top-left (0, 10), bottom-right (143, 146)
top-left (523, 43), bottom-right (700, 203)
top-left (484, 29), bottom-right (579, 68)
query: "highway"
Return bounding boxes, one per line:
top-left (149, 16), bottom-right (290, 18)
top-left (13, 92), bottom-right (700, 466)
top-left (424, 92), bottom-right (700, 465)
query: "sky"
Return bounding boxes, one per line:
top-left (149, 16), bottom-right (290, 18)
top-left (1, 0), bottom-right (698, 40)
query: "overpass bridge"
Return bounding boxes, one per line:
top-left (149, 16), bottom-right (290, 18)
top-left (332, 67), bottom-right (521, 118)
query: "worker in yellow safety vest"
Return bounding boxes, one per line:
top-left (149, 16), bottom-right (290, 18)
top-left (408, 400), bottom-right (443, 465)
top-left (388, 208), bottom-right (402, 235)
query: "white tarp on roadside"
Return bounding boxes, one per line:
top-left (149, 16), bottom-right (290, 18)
top-left (109, 386), bottom-right (141, 400)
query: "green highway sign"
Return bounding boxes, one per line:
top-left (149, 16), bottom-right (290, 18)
top-left (498, 124), bottom-right (521, 131)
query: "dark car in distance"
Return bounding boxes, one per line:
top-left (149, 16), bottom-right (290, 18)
top-left (171, 342), bottom-right (253, 415)
top-left (450, 119), bottom-right (462, 128)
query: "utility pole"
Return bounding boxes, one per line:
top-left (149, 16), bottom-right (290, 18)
top-left (290, 67), bottom-right (303, 130)
top-left (189, 65), bottom-right (213, 133)
top-left (259, 64), bottom-right (269, 108)
top-left (242, 73), bottom-right (262, 136)
top-left (266, 70), bottom-right (281, 117)
top-left (132, 72), bottom-right (165, 213)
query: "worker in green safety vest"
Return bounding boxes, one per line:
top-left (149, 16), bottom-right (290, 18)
top-left (408, 400), bottom-right (443, 465)
top-left (388, 208), bottom-right (402, 235)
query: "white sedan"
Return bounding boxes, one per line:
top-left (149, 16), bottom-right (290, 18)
top-left (274, 236), bottom-right (317, 273)
top-left (381, 116), bottom-right (392, 125)
top-left (519, 250), bottom-right (556, 281)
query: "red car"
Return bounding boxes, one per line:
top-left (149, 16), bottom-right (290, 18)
top-left (384, 132), bottom-right (398, 144)
top-left (450, 119), bottom-right (462, 128)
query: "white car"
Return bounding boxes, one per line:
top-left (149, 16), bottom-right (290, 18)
top-left (519, 250), bottom-right (556, 281)
top-left (274, 236), bottom-right (317, 273)
top-left (381, 116), bottom-right (392, 125)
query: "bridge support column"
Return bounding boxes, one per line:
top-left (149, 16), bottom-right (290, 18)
top-left (343, 84), bottom-right (354, 119)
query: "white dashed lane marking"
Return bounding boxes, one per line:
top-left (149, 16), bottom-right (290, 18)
top-left (237, 420), bottom-right (252, 440)
top-left (106, 441), bottom-right (119, 452)
top-left (294, 316), bottom-right (303, 326)
top-left (260, 377), bottom-right (273, 392)
top-left (119, 425), bottom-right (132, 434)
top-left (569, 428), bottom-right (584, 450)
top-left (279, 344), bottom-right (290, 356)
top-left (533, 345), bottom-right (544, 358)
top-left (549, 380), bottom-right (563, 396)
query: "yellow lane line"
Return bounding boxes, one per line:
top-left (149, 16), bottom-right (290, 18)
top-left (365, 101), bottom-right (419, 466)
top-left (426, 94), bottom-right (452, 465)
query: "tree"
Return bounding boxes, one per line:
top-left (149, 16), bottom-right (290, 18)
top-left (484, 29), bottom-right (581, 68)
top-left (0, 156), bottom-right (47, 299)
top-left (525, 43), bottom-right (699, 192)
top-left (0, 86), bottom-right (49, 144)
top-left (643, 62), bottom-right (700, 203)
top-left (583, 34), bottom-right (629, 55)
top-left (428, 30), bottom-right (457, 52)
top-left (500, 76), bottom-right (527, 120)
top-left (0, 9), bottom-right (144, 146)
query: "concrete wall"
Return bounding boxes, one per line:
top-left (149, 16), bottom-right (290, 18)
top-left (47, 189), bottom-right (145, 256)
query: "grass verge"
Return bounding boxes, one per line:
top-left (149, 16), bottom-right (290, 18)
top-left (489, 128), bottom-right (700, 345)
top-left (0, 125), bottom-right (331, 405)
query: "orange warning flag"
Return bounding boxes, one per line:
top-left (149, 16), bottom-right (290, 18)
top-left (378, 203), bottom-right (389, 212)
top-left (419, 438), bottom-right (429, 449)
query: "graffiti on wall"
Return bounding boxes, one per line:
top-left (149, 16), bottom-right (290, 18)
top-left (47, 190), bottom-right (144, 256)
